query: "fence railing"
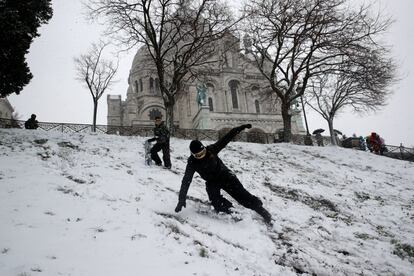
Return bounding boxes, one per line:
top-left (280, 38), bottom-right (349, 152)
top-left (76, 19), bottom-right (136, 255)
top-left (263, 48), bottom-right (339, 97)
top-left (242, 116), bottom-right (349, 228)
top-left (383, 143), bottom-right (414, 161)
top-left (1, 118), bottom-right (413, 161)
top-left (0, 118), bottom-right (273, 143)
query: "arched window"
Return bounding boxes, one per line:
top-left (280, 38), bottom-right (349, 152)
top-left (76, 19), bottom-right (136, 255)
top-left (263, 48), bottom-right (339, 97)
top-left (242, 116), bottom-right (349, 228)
top-left (255, 100), bottom-right (260, 114)
top-left (229, 80), bottom-right (239, 109)
top-left (207, 83), bottom-right (214, 92)
top-left (208, 97), bottom-right (214, 111)
top-left (155, 78), bottom-right (160, 94)
top-left (149, 109), bottom-right (162, 120)
top-left (139, 79), bottom-right (143, 92)
top-left (149, 77), bottom-right (154, 93)
top-left (135, 80), bottom-right (139, 93)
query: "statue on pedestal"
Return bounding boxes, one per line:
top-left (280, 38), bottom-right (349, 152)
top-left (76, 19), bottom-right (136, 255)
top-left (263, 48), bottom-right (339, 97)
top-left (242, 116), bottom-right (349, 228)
top-left (196, 82), bottom-right (207, 107)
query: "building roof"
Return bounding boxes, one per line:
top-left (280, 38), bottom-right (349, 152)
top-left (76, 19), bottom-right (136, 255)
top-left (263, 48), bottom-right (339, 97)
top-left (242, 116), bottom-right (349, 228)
top-left (0, 97), bottom-right (14, 112)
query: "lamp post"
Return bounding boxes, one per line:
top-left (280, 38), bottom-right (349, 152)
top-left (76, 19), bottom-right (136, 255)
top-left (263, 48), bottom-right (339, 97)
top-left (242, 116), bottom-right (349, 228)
top-left (297, 84), bottom-right (313, 146)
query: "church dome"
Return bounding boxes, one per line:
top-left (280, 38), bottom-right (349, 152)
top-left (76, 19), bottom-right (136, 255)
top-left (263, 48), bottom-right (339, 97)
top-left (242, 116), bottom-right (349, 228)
top-left (130, 46), bottom-right (154, 74)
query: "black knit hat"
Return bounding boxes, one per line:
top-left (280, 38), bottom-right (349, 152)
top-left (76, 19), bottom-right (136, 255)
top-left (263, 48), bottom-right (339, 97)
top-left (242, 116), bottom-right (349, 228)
top-left (190, 140), bottom-right (204, 154)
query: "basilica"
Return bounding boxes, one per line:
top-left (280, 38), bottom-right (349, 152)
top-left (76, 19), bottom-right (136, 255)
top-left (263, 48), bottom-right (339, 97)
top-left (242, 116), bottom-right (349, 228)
top-left (107, 34), bottom-right (305, 136)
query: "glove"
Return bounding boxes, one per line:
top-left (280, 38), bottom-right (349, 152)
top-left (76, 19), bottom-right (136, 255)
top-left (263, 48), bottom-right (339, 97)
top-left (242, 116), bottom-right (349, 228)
top-left (237, 124), bottom-right (252, 131)
top-left (175, 201), bottom-right (186, 213)
top-left (147, 138), bottom-right (156, 143)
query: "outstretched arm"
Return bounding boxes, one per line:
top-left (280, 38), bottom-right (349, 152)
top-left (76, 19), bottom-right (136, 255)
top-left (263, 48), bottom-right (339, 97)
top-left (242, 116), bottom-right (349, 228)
top-left (175, 160), bottom-right (195, 212)
top-left (209, 124), bottom-right (252, 155)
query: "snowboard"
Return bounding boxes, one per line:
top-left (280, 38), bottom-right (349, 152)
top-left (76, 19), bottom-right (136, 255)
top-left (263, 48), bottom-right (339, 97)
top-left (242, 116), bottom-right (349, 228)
top-left (195, 207), bottom-right (244, 223)
top-left (144, 140), bottom-right (152, 166)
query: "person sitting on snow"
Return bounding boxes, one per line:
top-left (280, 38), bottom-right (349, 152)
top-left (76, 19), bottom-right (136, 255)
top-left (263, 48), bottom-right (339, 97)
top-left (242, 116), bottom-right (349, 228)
top-left (174, 124), bottom-right (272, 224)
top-left (24, 114), bottom-right (39, 129)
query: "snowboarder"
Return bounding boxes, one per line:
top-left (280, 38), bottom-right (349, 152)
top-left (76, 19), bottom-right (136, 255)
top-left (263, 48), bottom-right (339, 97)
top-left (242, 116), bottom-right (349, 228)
top-left (147, 116), bottom-right (171, 169)
top-left (174, 124), bottom-right (272, 224)
top-left (24, 114), bottom-right (39, 129)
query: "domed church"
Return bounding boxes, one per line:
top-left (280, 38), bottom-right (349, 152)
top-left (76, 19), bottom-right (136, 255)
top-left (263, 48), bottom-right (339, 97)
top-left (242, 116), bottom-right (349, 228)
top-left (107, 34), bottom-right (305, 136)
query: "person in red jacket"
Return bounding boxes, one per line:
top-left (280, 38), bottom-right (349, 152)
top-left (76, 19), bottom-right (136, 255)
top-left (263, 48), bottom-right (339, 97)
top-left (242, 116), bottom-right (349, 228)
top-left (174, 124), bottom-right (272, 224)
top-left (369, 132), bottom-right (382, 154)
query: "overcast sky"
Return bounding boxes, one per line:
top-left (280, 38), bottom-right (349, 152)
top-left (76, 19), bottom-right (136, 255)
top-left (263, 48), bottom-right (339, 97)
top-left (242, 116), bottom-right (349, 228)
top-left (8, 0), bottom-right (414, 146)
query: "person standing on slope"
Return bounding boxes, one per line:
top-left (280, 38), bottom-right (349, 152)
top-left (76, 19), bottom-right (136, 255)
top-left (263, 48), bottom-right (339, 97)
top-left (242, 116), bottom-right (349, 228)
top-left (147, 116), bottom-right (171, 169)
top-left (174, 124), bottom-right (272, 224)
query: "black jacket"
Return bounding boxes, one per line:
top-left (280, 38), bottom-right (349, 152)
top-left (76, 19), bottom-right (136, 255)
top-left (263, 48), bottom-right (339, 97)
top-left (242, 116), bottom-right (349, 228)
top-left (24, 118), bottom-right (38, 129)
top-left (153, 122), bottom-right (170, 144)
top-left (178, 126), bottom-right (245, 203)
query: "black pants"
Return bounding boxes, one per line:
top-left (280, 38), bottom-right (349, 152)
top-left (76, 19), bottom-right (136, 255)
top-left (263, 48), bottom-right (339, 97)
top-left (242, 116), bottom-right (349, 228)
top-left (150, 142), bottom-right (171, 167)
top-left (205, 173), bottom-right (262, 213)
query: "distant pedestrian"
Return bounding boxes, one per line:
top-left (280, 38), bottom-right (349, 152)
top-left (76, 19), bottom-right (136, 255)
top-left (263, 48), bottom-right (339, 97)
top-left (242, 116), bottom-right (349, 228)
top-left (315, 133), bottom-right (324, 146)
top-left (358, 136), bottom-right (367, 151)
top-left (24, 114), bottom-right (39, 129)
top-left (147, 116), bottom-right (171, 169)
top-left (369, 132), bottom-right (382, 154)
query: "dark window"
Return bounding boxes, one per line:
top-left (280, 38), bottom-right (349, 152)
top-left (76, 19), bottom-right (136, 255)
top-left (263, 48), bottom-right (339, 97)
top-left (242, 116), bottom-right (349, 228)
top-left (149, 109), bottom-right (162, 120)
top-left (255, 100), bottom-right (260, 114)
top-left (155, 78), bottom-right (160, 94)
top-left (139, 79), bottom-right (143, 91)
top-left (208, 97), bottom-right (213, 111)
top-left (150, 77), bottom-right (154, 93)
top-left (135, 80), bottom-right (139, 93)
top-left (229, 80), bottom-right (239, 109)
top-left (207, 83), bottom-right (214, 93)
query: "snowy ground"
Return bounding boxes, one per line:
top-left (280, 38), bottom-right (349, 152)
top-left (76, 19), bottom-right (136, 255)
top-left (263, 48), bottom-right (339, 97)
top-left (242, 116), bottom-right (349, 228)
top-left (0, 128), bottom-right (413, 276)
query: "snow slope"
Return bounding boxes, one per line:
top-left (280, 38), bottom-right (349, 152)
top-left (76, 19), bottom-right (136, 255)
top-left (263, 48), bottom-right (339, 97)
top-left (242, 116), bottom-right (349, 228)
top-left (0, 128), bottom-right (413, 276)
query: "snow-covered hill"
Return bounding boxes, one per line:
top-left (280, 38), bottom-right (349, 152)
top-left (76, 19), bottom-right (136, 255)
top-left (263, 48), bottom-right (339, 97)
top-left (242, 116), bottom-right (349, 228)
top-left (0, 129), bottom-right (413, 276)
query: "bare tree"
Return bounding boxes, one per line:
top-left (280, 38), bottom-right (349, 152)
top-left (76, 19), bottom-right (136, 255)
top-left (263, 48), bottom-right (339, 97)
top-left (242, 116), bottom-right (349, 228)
top-left (242, 0), bottom-right (394, 142)
top-left (74, 41), bottom-right (118, 132)
top-left (86, 0), bottom-right (237, 131)
top-left (307, 50), bottom-right (396, 145)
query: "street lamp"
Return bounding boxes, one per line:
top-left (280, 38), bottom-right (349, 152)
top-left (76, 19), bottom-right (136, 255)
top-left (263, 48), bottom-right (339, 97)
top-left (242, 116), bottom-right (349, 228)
top-left (297, 84), bottom-right (313, 146)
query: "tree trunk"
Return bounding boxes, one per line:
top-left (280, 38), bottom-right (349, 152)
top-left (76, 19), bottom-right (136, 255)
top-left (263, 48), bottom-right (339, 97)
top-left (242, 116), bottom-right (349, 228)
top-left (92, 100), bottom-right (98, 132)
top-left (165, 101), bottom-right (175, 134)
top-left (328, 117), bottom-right (336, 145)
top-left (281, 103), bottom-right (292, 142)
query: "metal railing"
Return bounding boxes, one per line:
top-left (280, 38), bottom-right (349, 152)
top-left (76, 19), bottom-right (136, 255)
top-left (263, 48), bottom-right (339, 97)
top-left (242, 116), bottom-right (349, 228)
top-left (383, 144), bottom-right (414, 161)
top-left (1, 118), bottom-right (413, 161)
top-left (0, 118), bottom-right (272, 143)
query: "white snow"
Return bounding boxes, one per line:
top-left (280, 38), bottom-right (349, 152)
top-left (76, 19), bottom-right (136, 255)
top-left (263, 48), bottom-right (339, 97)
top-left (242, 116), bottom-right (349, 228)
top-left (0, 128), bottom-right (413, 276)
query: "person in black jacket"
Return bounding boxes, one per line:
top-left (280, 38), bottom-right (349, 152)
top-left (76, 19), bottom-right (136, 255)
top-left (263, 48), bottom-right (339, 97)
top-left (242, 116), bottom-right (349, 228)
top-left (147, 116), bottom-right (171, 169)
top-left (24, 114), bottom-right (39, 129)
top-left (174, 124), bottom-right (272, 224)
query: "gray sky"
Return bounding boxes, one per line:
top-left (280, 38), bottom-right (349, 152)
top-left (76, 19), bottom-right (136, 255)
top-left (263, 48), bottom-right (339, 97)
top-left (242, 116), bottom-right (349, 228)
top-left (8, 0), bottom-right (414, 146)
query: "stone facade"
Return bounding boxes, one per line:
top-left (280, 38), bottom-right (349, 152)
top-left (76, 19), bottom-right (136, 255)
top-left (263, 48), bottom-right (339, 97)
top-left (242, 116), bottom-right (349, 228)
top-left (0, 98), bottom-right (14, 119)
top-left (107, 35), bottom-right (305, 135)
